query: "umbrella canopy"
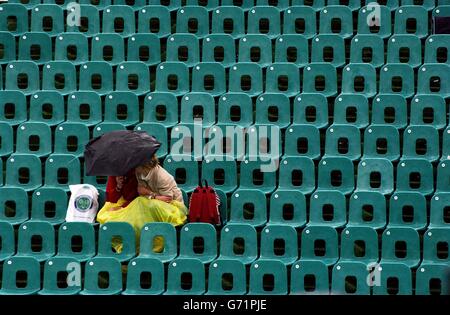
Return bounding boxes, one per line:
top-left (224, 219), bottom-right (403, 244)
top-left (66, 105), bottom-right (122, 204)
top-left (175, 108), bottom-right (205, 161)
top-left (84, 130), bottom-right (161, 176)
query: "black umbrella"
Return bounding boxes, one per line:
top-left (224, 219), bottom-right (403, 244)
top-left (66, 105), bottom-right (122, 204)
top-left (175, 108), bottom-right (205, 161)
top-left (84, 130), bottom-right (161, 176)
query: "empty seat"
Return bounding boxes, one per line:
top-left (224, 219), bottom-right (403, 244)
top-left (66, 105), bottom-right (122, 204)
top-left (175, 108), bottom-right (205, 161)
top-left (350, 35), bottom-right (385, 68)
top-left (302, 63), bottom-right (337, 97)
top-left (80, 257), bottom-right (122, 295)
top-left (331, 262), bottom-right (370, 295)
top-left (148, 0), bottom-right (180, 11)
top-left (260, 225), bottom-right (298, 265)
top-left (248, 260), bottom-right (288, 295)
top-left (311, 34), bottom-right (345, 67)
top-left (116, 62), bottom-right (150, 95)
top-left (247, 6), bottom-right (281, 39)
top-left (219, 223), bottom-right (257, 264)
top-left (229, 63), bottom-right (263, 96)
top-left (54, 123), bottom-right (89, 157)
top-left (293, 93), bottom-right (329, 128)
top-left (340, 226), bottom-right (379, 265)
top-left (114, 0), bottom-right (147, 9)
top-left (155, 62), bottom-right (189, 96)
top-left (166, 258), bottom-right (205, 295)
top-left (217, 93), bottom-right (253, 127)
top-left (437, 160), bottom-right (450, 193)
top-left (180, 92), bottom-right (216, 127)
top-left (328, 0), bottom-right (360, 10)
top-left (348, 191), bottom-right (387, 229)
top-left (0, 222), bottom-right (15, 261)
top-left (415, 263), bottom-right (450, 295)
top-left (31, 5), bottom-right (64, 36)
top-left (66, 5), bottom-right (100, 37)
top-left (57, 222), bottom-right (96, 262)
top-left (319, 6), bottom-right (353, 38)
top-left (211, 6), bottom-right (245, 39)
top-left (0, 123), bottom-right (13, 157)
top-left (372, 262), bottom-right (412, 295)
top-left (0, 91), bottom-right (27, 126)
top-left (278, 156), bottom-right (315, 194)
top-left (230, 189), bottom-right (267, 226)
top-left (139, 222), bottom-right (177, 263)
top-left (363, 125), bottom-right (400, 161)
top-left (0, 257), bottom-right (41, 295)
top-left (127, 34), bottom-right (161, 66)
top-left (191, 62), bottom-right (226, 96)
top-left (381, 227), bottom-right (420, 268)
top-left (104, 92), bottom-right (140, 126)
top-left (6, 61), bottom-right (40, 95)
top-left (170, 123), bottom-right (207, 159)
top-left (269, 190), bottom-right (306, 227)
top-left (283, 6), bottom-right (317, 39)
top-left (425, 35), bottom-right (450, 64)
top-left (29, 91), bottom-right (65, 127)
top-left (166, 34), bottom-right (200, 67)
top-left (138, 5), bottom-right (171, 38)
top-left (255, 93), bottom-right (291, 128)
top-left (443, 128), bottom-right (450, 161)
top-left (317, 157), bottom-right (355, 194)
top-left (402, 125), bottom-right (439, 162)
top-left (396, 158), bottom-right (434, 195)
top-left (16, 122), bottom-right (52, 157)
top-left (324, 125), bottom-right (361, 160)
top-left (417, 64), bottom-right (450, 97)
top-left (357, 5), bottom-right (392, 39)
top-left (430, 193), bottom-right (450, 228)
top-left (176, 6), bottom-right (209, 38)
top-left (402, 0), bottom-right (435, 10)
top-left (123, 257), bottom-right (165, 295)
top-left (379, 64), bottom-right (415, 97)
top-left (410, 95), bottom-right (447, 130)
top-left (291, 0), bottom-right (325, 10)
top-left (186, 0), bottom-right (219, 10)
top-left (284, 124), bottom-right (320, 159)
top-left (44, 154), bottom-right (81, 191)
top-left (102, 5), bottom-right (135, 37)
top-left (201, 158), bottom-right (237, 193)
top-left (91, 34), bottom-right (125, 65)
top-left (79, 62), bottom-right (113, 95)
top-left (143, 92), bottom-right (179, 127)
top-left (67, 91), bottom-right (102, 127)
top-left (31, 187), bottom-right (68, 225)
top-left (9, 0), bottom-right (40, 9)
top-left (265, 63), bottom-right (300, 97)
top-left (423, 228), bottom-right (450, 264)
top-left (42, 61), bottom-right (77, 95)
top-left (6, 154), bottom-right (42, 191)
top-left (341, 64), bottom-right (377, 97)
top-left (163, 155), bottom-right (199, 192)
top-left (238, 35), bottom-right (272, 67)
top-left (356, 159), bottom-right (394, 195)
top-left (98, 222), bottom-right (136, 262)
top-left (221, 0), bottom-right (254, 10)
top-left (300, 226), bottom-right (338, 266)
top-left (333, 94), bottom-right (369, 129)
top-left (290, 260), bottom-right (329, 295)
top-left (202, 34), bottom-right (236, 67)
top-left (18, 32), bottom-right (52, 64)
top-left (371, 94), bottom-right (407, 129)
top-left (309, 190), bottom-right (347, 228)
top-left (274, 34), bottom-right (309, 67)
top-left (17, 221), bottom-right (55, 262)
top-left (394, 6), bottom-right (428, 38)
top-left (0, 187), bottom-right (29, 225)
top-left (0, 4), bottom-right (29, 35)
top-left (204, 124), bottom-right (246, 160)
top-left (387, 35), bottom-right (422, 68)
top-left (207, 259), bottom-right (247, 295)
top-left (39, 257), bottom-right (82, 295)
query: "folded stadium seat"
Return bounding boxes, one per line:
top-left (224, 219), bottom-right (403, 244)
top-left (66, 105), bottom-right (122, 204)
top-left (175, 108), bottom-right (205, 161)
top-left (191, 63), bottom-right (226, 96)
top-left (425, 35), bottom-right (450, 64)
top-left (363, 125), bottom-right (400, 162)
top-left (57, 222), bottom-right (96, 262)
top-left (0, 32), bottom-right (15, 65)
top-left (202, 34), bottom-right (236, 67)
top-left (388, 192), bottom-right (427, 230)
top-left (311, 34), bottom-right (345, 68)
top-left (54, 123), bottom-right (90, 157)
top-left (381, 227), bottom-right (420, 268)
top-left (402, 125), bottom-right (439, 162)
top-left (255, 93), bottom-right (291, 128)
top-left (249, 260), bottom-right (288, 295)
top-left (15, 122), bottom-right (52, 157)
top-left (6, 154), bottom-right (42, 191)
top-left (333, 94), bottom-right (369, 129)
top-left (290, 260), bottom-right (329, 294)
top-left (155, 62), bottom-right (190, 96)
top-left (5, 61), bottom-right (40, 95)
top-left (371, 94), bottom-right (407, 129)
top-left (278, 156), bottom-right (315, 194)
top-left (341, 64), bottom-right (377, 98)
top-left (207, 259), bottom-right (247, 295)
top-left (0, 123), bottom-right (13, 157)
top-left (79, 62), bottom-right (113, 95)
top-left (143, 92), bottom-right (178, 127)
top-left (396, 158), bottom-right (434, 195)
top-left (401, 0), bottom-right (435, 10)
top-left (283, 6), bottom-right (317, 39)
top-left (163, 155), bottom-right (199, 192)
top-left (176, 6), bottom-right (209, 39)
top-left (180, 92), bottom-right (216, 127)
top-left (274, 35), bottom-right (309, 67)
top-left (410, 95), bottom-right (447, 130)
top-left (170, 123), bottom-right (208, 160)
top-left (148, 0), bottom-right (180, 11)
top-left (415, 263), bottom-right (450, 295)
top-left (423, 228), bottom-right (450, 265)
top-left (66, 91), bottom-right (102, 127)
top-left (430, 193), bottom-right (450, 228)
top-left (437, 160), bottom-right (450, 192)
top-left (66, 5), bottom-right (100, 37)
top-left (319, 6), bottom-right (353, 39)
top-left (30, 5), bottom-right (64, 36)
top-left (114, 0), bottom-right (147, 10)
top-left (229, 189), bottom-right (268, 226)
top-left (0, 257), bottom-right (41, 295)
top-left (122, 258), bottom-right (165, 295)
top-left (187, 0), bottom-right (219, 10)
top-left (348, 191), bottom-right (387, 229)
top-left (102, 5), bottom-right (135, 37)
top-left (211, 6), bottom-right (245, 39)
top-left (372, 262), bottom-right (412, 295)
top-left (0, 4), bottom-right (29, 36)
top-left (218, 223), bottom-right (257, 264)
top-left (0, 187), bottom-right (29, 225)
top-left (91, 34), bottom-right (125, 65)
top-left (17, 221), bottom-right (55, 262)
top-left (179, 223), bottom-right (218, 263)
top-left (221, 0), bottom-right (254, 11)
top-left (317, 157), bottom-right (355, 195)
top-left (42, 61), bottom-right (77, 95)
top-left (39, 257), bottom-right (82, 295)
top-left (265, 63), bottom-right (301, 97)
top-left (115, 63), bottom-right (150, 95)
top-left (93, 122), bottom-right (126, 137)
top-left (247, 6), bottom-right (281, 39)
top-left (379, 64), bottom-right (415, 98)
top-left (18, 32), bottom-right (52, 64)
top-left (127, 34), bottom-right (161, 66)
top-left (137, 6), bottom-right (171, 38)
top-left (229, 63), bottom-right (264, 96)
top-left (284, 124), bottom-right (320, 159)
top-left (9, 0), bottom-right (40, 9)
top-left (217, 93), bottom-right (253, 127)
top-left (97, 222), bottom-right (136, 262)
top-left (134, 123), bottom-right (168, 157)
top-left (55, 33), bottom-right (89, 65)
top-left (356, 158), bottom-right (394, 195)
top-left (238, 35), bottom-right (273, 67)
top-left (418, 64), bottom-right (450, 98)
top-left (302, 63), bottom-right (338, 97)
top-left (104, 92), bottom-right (139, 126)
top-left (138, 222), bottom-right (177, 263)
top-left (324, 124), bottom-right (361, 160)
top-left (387, 35), bottom-right (422, 68)
top-left (394, 6), bottom-right (429, 39)
top-left (0, 222), bottom-right (14, 261)
top-left (331, 262), bottom-right (370, 295)
top-left (165, 258), bottom-right (205, 295)
top-left (340, 226), bottom-right (379, 265)
top-left (357, 5), bottom-right (392, 39)
top-left (201, 157), bottom-right (237, 193)
top-left (434, 4), bottom-right (450, 16)
top-left (350, 35), bottom-right (385, 68)
top-left (269, 190), bottom-right (306, 227)
top-left (260, 225), bottom-right (298, 265)
top-left (31, 187), bottom-right (68, 225)
top-left (292, 93), bottom-right (329, 129)
top-left (300, 226), bottom-right (338, 266)
top-left (443, 128), bottom-right (450, 161)
top-left (308, 190), bottom-right (347, 228)
top-left (80, 257), bottom-right (123, 295)
top-left (166, 34), bottom-right (200, 67)
top-left (246, 125), bottom-right (281, 158)
top-left (44, 154), bottom-right (81, 191)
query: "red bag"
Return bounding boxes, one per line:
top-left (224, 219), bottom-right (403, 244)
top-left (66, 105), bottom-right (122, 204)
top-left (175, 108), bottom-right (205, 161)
top-left (188, 180), bottom-right (221, 225)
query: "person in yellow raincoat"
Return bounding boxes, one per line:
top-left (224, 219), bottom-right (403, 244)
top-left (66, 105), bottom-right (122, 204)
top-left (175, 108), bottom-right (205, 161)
top-left (96, 155), bottom-right (187, 253)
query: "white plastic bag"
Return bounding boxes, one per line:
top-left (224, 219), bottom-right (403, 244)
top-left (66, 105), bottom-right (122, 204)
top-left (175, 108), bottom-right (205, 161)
top-left (65, 184), bottom-right (99, 223)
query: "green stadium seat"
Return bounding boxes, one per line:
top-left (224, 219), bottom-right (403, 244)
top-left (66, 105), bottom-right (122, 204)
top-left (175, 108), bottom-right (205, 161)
top-left (433, 4), bottom-right (450, 17)
top-left (418, 64), bottom-right (450, 97)
top-left (79, 0), bottom-right (111, 9)
top-left (260, 225), bottom-right (298, 265)
top-left (356, 158), bottom-right (394, 195)
top-left (229, 189), bottom-right (267, 227)
top-left (116, 62), bottom-right (150, 95)
top-left (104, 92), bottom-right (139, 126)
top-left (66, 5), bottom-right (100, 37)
top-left (358, 5), bottom-right (392, 39)
top-left (176, 6), bottom-right (209, 38)
top-left (324, 125), bottom-right (361, 160)
top-left (238, 35), bottom-right (273, 67)
top-left (0, 222), bottom-right (15, 261)
top-left (379, 64), bottom-right (415, 97)
top-left (98, 222), bottom-right (136, 262)
top-left (166, 258), bottom-right (205, 295)
top-left (163, 155), bottom-right (199, 192)
top-left (207, 259), bottom-right (247, 295)
top-left (44, 154), bottom-right (81, 191)
top-left (0, 4), bottom-right (28, 36)
top-left (290, 260), bottom-right (329, 295)
top-left (17, 221), bottom-right (56, 262)
top-left (217, 93), bottom-right (253, 127)
top-left (18, 32), bottom-right (52, 64)
top-left (331, 262), bottom-right (370, 295)
top-left (148, 0), bottom-right (180, 11)
top-left (415, 263), bottom-right (450, 295)
top-left (425, 35), bottom-right (450, 64)
top-left (394, 6), bottom-right (428, 39)
top-left (6, 61), bottom-right (40, 95)
top-left (6, 154), bottom-right (42, 191)
top-left (444, 128), bottom-right (450, 161)
top-left (309, 190), bottom-right (347, 228)
top-left (333, 94), bottom-right (369, 129)
top-left (350, 35), bottom-right (385, 68)
top-left (291, 0), bottom-right (325, 10)
top-left (201, 158), bottom-right (237, 193)
top-left (256, 0), bottom-right (289, 9)
top-left (328, 0), bottom-right (360, 10)
top-left (54, 123), bottom-right (90, 157)
top-left (300, 225), bottom-right (338, 265)
top-left (0, 32), bottom-right (15, 64)
top-left (9, 0), bottom-right (40, 9)
top-left (396, 159), bottom-right (434, 195)
top-left (170, 123), bottom-right (207, 159)
top-left (211, 6), bottom-right (245, 39)
top-left (39, 257), bottom-right (81, 295)
top-left (255, 93), bottom-right (291, 128)
top-left (278, 157), bottom-right (315, 194)
top-left (410, 95), bottom-right (446, 130)
top-left (437, 160), bottom-right (450, 193)
top-left (402, 0), bottom-right (435, 10)
top-left (363, 125), bottom-right (400, 161)
top-left (31, 187), bottom-right (68, 225)
top-left (340, 226), bottom-right (379, 265)
top-left (348, 191), bottom-right (387, 229)
top-left (403, 125), bottom-right (439, 162)
top-left (302, 63), bottom-right (337, 97)
top-left (102, 5), bottom-right (135, 37)
top-left (317, 157), bottom-right (355, 195)
top-left (114, 0), bottom-right (146, 9)
top-left (134, 123), bottom-right (168, 158)
top-left (372, 262), bottom-right (412, 295)
top-left (430, 193), bottom-right (450, 228)
top-left (42, 61), bottom-right (77, 95)
top-left (269, 190), bottom-right (306, 228)
top-left (311, 34), bottom-right (345, 67)
top-left (381, 227), bottom-right (420, 268)
top-left (274, 35), bottom-right (309, 67)
top-left (247, 6), bottom-right (280, 39)
top-left (155, 62), bottom-right (190, 96)
top-left (80, 257), bottom-right (123, 295)
top-left (0, 257), bottom-right (41, 295)
top-left (202, 34), bottom-right (236, 67)
top-left (191, 63), bottom-right (226, 96)
top-left (186, 0), bottom-right (219, 10)
top-left (0, 187), bottom-right (29, 225)
top-left (265, 63), bottom-right (301, 97)
top-left (293, 93), bottom-right (329, 129)
top-left (180, 92), bottom-right (216, 127)
top-left (137, 6), bottom-right (171, 37)
top-left (283, 6), bottom-right (317, 39)
top-left (387, 35), bottom-right (422, 68)
top-left (79, 62), bottom-right (114, 95)
top-left (249, 260), bottom-right (288, 295)
top-left (91, 34), bottom-right (125, 65)
top-left (67, 92), bottom-right (102, 127)
top-left (179, 223), bottom-right (217, 263)
top-left (229, 63), bottom-right (263, 96)
top-left (143, 92), bottom-right (179, 127)
top-left (207, 123), bottom-right (246, 158)
top-left (127, 34), bottom-right (161, 66)
top-left (218, 223), bottom-right (257, 264)
top-left (0, 123), bottom-right (14, 157)
top-left (319, 6), bottom-right (353, 38)
top-left (341, 64), bottom-right (377, 98)
top-left (221, 0), bottom-right (254, 11)
top-left (138, 222), bottom-right (177, 263)
top-left (371, 94), bottom-right (407, 129)
top-left (29, 91), bottom-right (65, 126)
top-left (166, 34), bottom-right (200, 67)
top-left (123, 258), bottom-right (165, 295)
top-left (57, 222), bottom-right (96, 262)
top-left (83, 172), bottom-right (108, 193)
top-left (423, 228), bottom-right (449, 265)
top-left (284, 124), bottom-right (320, 159)
top-left (31, 5), bottom-right (64, 36)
